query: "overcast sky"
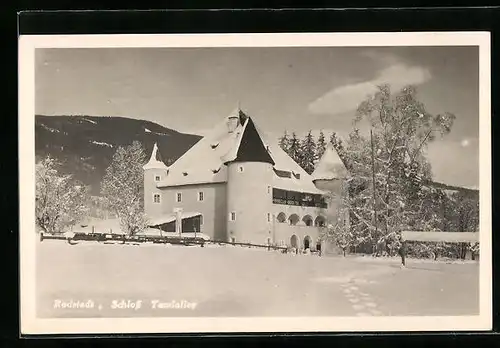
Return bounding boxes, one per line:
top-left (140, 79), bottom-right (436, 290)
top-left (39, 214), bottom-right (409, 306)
top-left (35, 46), bottom-right (479, 188)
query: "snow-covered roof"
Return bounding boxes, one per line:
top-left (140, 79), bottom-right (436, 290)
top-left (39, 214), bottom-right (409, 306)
top-left (311, 143), bottom-right (348, 182)
top-left (143, 142), bottom-right (169, 170)
top-left (401, 231), bottom-right (479, 243)
top-left (148, 211), bottom-right (202, 226)
top-left (136, 229), bottom-right (211, 240)
top-left (155, 107), bottom-right (325, 195)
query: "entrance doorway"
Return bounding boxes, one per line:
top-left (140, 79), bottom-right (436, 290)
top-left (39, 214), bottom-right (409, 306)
top-left (290, 235), bottom-right (298, 248)
top-left (304, 236), bottom-right (311, 250)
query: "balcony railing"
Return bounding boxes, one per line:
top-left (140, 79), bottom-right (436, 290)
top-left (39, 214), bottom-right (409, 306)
top-left (272, 196), bottom-right (327, 209)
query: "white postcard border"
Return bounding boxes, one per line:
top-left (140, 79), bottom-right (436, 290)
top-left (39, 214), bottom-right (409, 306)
top-left (19, 32), bottom-right (492, 335)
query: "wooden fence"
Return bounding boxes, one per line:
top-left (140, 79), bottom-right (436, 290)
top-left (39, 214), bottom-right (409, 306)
top-left (40, 232), bottom-right (290, 252)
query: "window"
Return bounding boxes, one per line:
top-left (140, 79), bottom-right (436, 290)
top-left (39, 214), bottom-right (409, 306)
top-left (154, 175), bottom-right (161, 181)
top-left (198, 191), bottom-right (204, 202)
top-left (199, 215), bottom-right (204, 226)
top-left (231, 237), bottom-right (236, 243)
top-left (267, 237), bottom-right (271, 245)
top-left (230, 212), bottom-right (236, 221)
top-left (267, 186), bottom-right (271, 194)
top-left (176, 192), bottom-right (182, 203)
top-left (267, 213), bottom-right (271, 222)
top-left (238, 165), bottom-right (244, 173)
top-left (153, 194), bottom-right (161, 204)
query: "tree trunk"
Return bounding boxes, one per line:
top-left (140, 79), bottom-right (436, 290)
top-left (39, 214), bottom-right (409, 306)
top-left (343, 248), bottom-right (346, 257)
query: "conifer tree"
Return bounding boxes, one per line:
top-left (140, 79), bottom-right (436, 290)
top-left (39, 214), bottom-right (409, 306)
top-left (301, 130), bottom-right (317, 174)
top-left (330, 132), bottom-right (344, 154)
top-left (316, 130), bottom-right (327, 160)
top-left (288, 132), bottom-right (302, 166)
top-left (278, 131), bottom-right (290, 154)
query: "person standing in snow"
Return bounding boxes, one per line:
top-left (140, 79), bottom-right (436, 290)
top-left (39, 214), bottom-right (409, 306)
top-left (398, 233), bottom-right (407, 268)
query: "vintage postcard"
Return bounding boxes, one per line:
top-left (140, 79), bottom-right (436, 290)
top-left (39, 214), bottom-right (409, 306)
top-left (19, 32), bottom-right (492, 335)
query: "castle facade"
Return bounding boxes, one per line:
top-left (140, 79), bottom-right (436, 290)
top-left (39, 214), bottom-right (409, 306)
top-left (143, 107), bottom-right (348, 251)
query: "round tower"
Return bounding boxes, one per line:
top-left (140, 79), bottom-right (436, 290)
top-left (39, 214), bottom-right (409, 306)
top-left (311, 143), bottom-right (350, 227)
top-left (224, 112), bottom-right (275, 244)
top-left (143, 142), bottom-right (169, 219)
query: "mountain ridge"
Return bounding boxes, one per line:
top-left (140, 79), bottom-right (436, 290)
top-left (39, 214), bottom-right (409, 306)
top-left (35, 115), bottom-right (479, 198)
top-left (35, 114), bottom-right (202, 195)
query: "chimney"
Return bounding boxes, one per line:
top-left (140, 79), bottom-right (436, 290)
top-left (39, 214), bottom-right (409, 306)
top-left (227, 116), bottom-right (239, 133)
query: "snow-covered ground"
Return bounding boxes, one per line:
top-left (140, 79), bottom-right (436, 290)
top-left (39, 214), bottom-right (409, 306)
top-left (36, 240), bottom-right (479, 318)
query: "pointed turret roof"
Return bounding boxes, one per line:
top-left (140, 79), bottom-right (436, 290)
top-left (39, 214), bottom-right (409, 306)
top-left (222, 116), bottom-right (275, 165)
top-left (143, 142), bottom-right (168, 170)
top-left (311, 142), bottom-right (348, 181)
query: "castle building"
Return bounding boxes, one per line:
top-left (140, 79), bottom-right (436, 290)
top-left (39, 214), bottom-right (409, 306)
top-left (143, 107), bottom-right (348, 250)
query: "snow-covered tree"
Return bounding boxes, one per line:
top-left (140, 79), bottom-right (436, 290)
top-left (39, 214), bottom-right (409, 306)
top-left (469, 242), bottom-right (480, 261)
top-left (89, 195), bottom-right (115, 220)
top-left (338, 84), bottom-right (456, 252)
top-left (329, 131), bottom-right (346, 161)
top-left (288, 132), bottom-right (302, 166)
top-left (326, 220), bottom-right (365, 257)
top-left (100, 141), bottom-right (149, 235)
top-left (35, 155), bottom-right (90, 234)
top-left (278, 131), bottom-right (290, 154)
top-left (316, 130), bottom-right (327, 160)
top-left (452, 192), bottom-right (480, 232)
top-left (301, 130), bottom-right (317, 174)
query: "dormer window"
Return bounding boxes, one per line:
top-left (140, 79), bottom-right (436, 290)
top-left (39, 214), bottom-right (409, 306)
top-left (154, 175), bottom-right (161, 182)
top-left (274, 169), bottom-right (292, 178)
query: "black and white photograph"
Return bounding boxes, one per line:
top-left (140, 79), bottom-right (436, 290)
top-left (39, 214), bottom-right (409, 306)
top-left (19, 32), bottom-right (491, 334)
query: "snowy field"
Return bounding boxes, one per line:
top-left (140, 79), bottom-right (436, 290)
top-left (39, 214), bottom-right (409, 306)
top-left (36, 240), bottom-right (479, 318)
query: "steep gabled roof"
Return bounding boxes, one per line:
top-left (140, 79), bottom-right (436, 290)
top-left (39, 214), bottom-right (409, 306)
top-left (311, 142), bottom-right (348, 181)
top-left (155, 107), bottom-right (325, 194)
top-left (143, 142), bottom-right (168, 170)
